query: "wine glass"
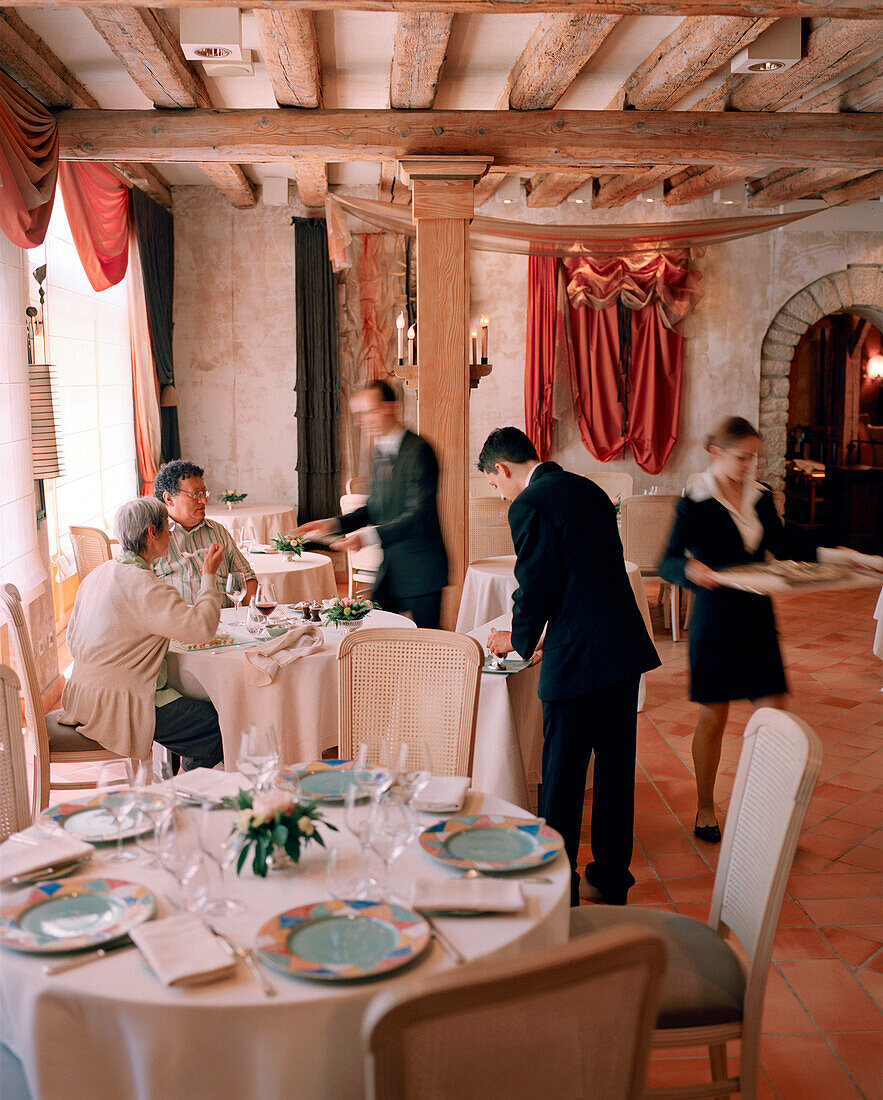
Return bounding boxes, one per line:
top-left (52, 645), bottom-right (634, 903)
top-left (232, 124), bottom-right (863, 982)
top-left (199, 806), bottom-right (246, 916)
top-left (98, 762), bottom-right (139, 863)
top-left (136, 789), bottom-right (176, 867)
top-left (325, 846), bottom-right (367, 906)
top-left (365, 795), bottom-right (418, 898)
top-left (254, 582), bottom-right (278, 638)
top-left (239, 522), bottom-right (257, 554)
top-left (226, 571), bottom-right (247, 625)
top-left (342, 783), bottom-right (382, 900)
top-left (352, 741), bottom-right (394, 802)
top-left (396, 739), bottom-right (433, 805)
top-left (156, 813), bottom-right (206, 912)
top-left (236, 725), bottom-right (280, 792)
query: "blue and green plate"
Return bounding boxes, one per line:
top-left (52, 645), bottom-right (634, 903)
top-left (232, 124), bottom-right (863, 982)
top-left (420, 814), bottom-right (564, 872)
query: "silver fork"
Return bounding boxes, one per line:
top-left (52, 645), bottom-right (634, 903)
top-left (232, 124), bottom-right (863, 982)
top-left (208, 926), bottom-right (276, 997)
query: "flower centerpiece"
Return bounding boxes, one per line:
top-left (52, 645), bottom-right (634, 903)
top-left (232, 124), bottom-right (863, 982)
top-left (271, 533), bottom-right (305, 561)
top-left (219, 489), bottom-right (248, 510)
top-left (223, 789), bottom-right (336, 876)
top-left (322, 595), bottom-right (376, 631)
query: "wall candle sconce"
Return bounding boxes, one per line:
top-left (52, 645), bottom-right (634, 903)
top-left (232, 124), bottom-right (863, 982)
top-left (396, 311), bottom-right (405, 365)
top-left (407, 324), bottom-right (415, 367)
top-left (867, 353), bottom-right (883, 380)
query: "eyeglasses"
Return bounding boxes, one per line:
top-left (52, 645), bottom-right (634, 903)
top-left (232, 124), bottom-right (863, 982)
top-left (178, 489), bottom-right (211, 502)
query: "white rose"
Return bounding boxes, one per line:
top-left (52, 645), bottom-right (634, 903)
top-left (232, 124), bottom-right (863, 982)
top-left (297, 816), bottom-right (315, 836)
top-left (235, 808), bottom-right (255, 833)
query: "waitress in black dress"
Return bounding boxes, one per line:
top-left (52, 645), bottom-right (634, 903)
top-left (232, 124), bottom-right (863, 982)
top-left (660, 416), bottom-right (879, 843)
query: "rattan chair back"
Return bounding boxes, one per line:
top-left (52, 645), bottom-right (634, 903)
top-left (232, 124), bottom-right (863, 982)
top-left (468, 498), bottom-right (513, 564)
top-left (0, 664), bottom-right (30, 840)
top-left (69, 525), bottom-right (112, 581)
top-left (619, 495), bottom-right (679, 574)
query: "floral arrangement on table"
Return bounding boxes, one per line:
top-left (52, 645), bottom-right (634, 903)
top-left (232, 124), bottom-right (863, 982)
top-left (223, 789), bottom-right (336, 877)
top-left (322, 595), bottom-right (376, 628)
top-left (612, 494), bottom-right (622, 517)
top-left (219, 489), bottom-right (248, 507)
top-left (271, 533), bottom-right (305, 559)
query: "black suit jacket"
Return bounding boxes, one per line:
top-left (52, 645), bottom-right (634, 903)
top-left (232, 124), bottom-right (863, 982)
top-left (338, 430), bottom-right (448, 600)
top-left (509, 462), bottom-right (660, 701)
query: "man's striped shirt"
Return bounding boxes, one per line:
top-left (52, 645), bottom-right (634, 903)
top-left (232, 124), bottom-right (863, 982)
top-left (154, 518), bottom-right (255, 607)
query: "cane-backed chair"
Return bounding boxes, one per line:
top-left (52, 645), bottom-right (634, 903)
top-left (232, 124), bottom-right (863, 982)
top-left (620, 494), bottom-right (682, 641)
top-left (340, 493), bottom-right (383, 598)
top-left (69, 525), bottom-right (112, 581)
top-left (0, 664), bottom-right (30, 840)
top-left (0, 584), bottom-right (124, 815)
top-left (468, 497), bottom-right (514, 565)
top-left (570, 708), bottom-right (822, 1099)
top-left (338, 628), bottom-right (483, 778)
top-left (364, 925), bottom-right (667, 1100)
top-left (345, 477), bottom-right (372, 495)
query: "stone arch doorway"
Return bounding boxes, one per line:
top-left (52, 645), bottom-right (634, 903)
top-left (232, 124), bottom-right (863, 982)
top-left (758, 263), bottom-right (883, 489)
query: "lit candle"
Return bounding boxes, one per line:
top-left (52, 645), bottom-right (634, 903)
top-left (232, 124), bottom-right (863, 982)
top-left (480, 315), bottom-right (489, 362)
top-left (407, 324), bottom-right (416, 366)
top-left (396, 311), bottom-right (405, 364)
top-left (471, 326), bottom-right (478, 367)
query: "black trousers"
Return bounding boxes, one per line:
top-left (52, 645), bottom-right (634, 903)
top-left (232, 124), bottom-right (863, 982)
top-left (154, 696), bottom-right (224, 771)
top-left (540, 675), bottom-right (640, 907)
top-left (376, 590), bottom-right (443, 630)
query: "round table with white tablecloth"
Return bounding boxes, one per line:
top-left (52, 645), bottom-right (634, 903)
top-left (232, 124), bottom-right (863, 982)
top-left (244, 548), bottom-right (337, 605)
top-left (204, 501), bottom-right (298, 544)
top-left (457, 556), bottom-right (656, 711)
top-left (0, 791), bottom-right (569, 1100)
top-left (166, 608), bottom-right (413, 767)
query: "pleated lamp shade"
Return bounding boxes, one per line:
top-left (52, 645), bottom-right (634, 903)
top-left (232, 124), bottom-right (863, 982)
top-left (29, 364), bottom-right (64, 479)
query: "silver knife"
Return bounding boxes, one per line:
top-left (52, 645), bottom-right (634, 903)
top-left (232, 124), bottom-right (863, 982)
top-left (43, 943), bottom-right (134, 975)
top-left (420, 912), bottom-right (465, 966)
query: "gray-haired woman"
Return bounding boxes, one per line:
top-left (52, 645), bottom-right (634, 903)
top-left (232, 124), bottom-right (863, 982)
top-left (59, 497), bottom-right (226, 769)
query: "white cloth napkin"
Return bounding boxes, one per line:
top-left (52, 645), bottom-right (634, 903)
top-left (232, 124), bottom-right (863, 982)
top-left (412, 878), bottom-right (524, 914)
top-left (130, 914), bottom-right (237, 987)
top-left (0, 832), bottom-right (94, 885)
top-left (243, 622), bottom-right (323, 686)
top-left (414, 776), bottom-right (470, 813)
top-left (169, 768), bottom-right (248, 803)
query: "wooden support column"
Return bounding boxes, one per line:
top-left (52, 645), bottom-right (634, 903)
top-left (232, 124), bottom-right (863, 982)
top-left (400, 156), bottom-right (491, 629)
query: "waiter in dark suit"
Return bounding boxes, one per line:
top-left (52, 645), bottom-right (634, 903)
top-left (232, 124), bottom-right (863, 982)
top-left (480, 428), bottom-right (660, 906)
top-left (299, 379), bottom-right (448, 628)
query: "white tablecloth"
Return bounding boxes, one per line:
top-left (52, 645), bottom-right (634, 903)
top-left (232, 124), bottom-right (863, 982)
top-left (1, 791), bottom-right (569, 1100)
top-left (245, 549), bottom-right (337, 605)
top-left (167, 609), bottom-right (414, 767)
top-left (458, 557), bottom-right (656, 711)
top-left (874, 586), bottom-right (883, 660)
top-left (204, 502), bottom-right (298, 543)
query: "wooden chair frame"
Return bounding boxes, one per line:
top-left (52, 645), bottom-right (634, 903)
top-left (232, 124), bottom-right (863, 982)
top-left (0, 664), bottom-right (31, 840)
top-left (69, 524), bottom-right (112, 581)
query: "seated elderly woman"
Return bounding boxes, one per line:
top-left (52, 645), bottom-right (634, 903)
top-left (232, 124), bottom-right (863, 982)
top-left (60, 497), bottom-right (226, 770)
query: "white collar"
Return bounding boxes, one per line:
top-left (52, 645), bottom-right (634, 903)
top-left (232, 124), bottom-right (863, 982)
top-left (689, 467), bottom-right (762, 508)
top-left (523, 462), bottom-right (541, 488)
top-left (376, 428), bottom-right (406, 456)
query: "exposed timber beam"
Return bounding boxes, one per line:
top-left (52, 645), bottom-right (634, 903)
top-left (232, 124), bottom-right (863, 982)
top-left (293, 159), bottom-right (328, 207)
top-left (609, 16), bottom-right (774, 110)
top-left (664, 166), bottom-right (747, 205)
top-left (196, 163), bottom-right (257, 208)
top-left (0, 10), bottom-right (170, 206)
top-left (379, 160), bottom-right (411, 203)
top-left (525, 172), bottom-right (588, 206)
top-left (748, 167), bottom-right (872, 206)
top-left (821, 169), bottom-right (883, 205)
top-left (787, 56), bottom-right (883, 113)
top-left (4, 2), bottom-right (883, 17)
top-left (473, 169), bottom-right (509, 206)
top-left (254, 10), bottom-right (322, 108)
top-left (506, 13), bottom-right (621, 109)
top-left (55, 109), bottom-right (883, 172)
top-left (593, 165), bottom-right (682, 207)
top-left (83, 7), bottom-right (210, 108)
top-left (390, 13), bottom-right (454, 110)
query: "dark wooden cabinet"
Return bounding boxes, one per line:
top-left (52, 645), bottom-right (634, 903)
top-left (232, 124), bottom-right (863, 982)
top-left (823, 466), bottom-right (883, 554)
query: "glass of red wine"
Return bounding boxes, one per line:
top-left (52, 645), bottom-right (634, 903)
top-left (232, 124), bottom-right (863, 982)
top-left (253, 581), bottom-right (278, 638)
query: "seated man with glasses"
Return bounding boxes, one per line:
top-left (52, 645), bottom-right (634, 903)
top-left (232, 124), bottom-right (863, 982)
top-left (153, 460), bottom-right (257, 607)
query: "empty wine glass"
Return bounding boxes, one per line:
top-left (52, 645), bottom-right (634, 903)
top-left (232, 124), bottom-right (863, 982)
top-left (239, 522), bottom-right (257, 554)
top-left (365, 795), bottom-right (418, 898)
top-left (342, 784), bottom-right (382, 901)
top-left (353, 741), bottom-right (394, 802)
top-left (98, 763), bottom-right (139, 863)
top-left (199, 806), bottom-right (246, 916)
top-left (325, 846), bottom-right (367, 905)
top-left (226, 571), bottom-right (247, 625)
top-left (156, 813), bottom-right (206, 912)
top-left (136, 789), bottom-right (176, 866)
top-left (396, 739), bottom-right (432, 805)
top-left (236, 725), bottom-right (280, 792)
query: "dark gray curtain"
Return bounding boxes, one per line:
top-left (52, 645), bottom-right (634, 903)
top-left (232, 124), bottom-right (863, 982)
top-left (294, 218), bottom-right (340, 522)
top-left (131, 188), bottom-right (180, 460)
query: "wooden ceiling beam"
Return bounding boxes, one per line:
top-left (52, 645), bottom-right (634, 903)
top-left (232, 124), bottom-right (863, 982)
top-left (820, 169), bottom-right (883, 205)
top-left (293, 159), bottom-right (328, 207)
top-left (787, 56), bottom-right (883, 113)
top-left (608, 16), bottom-right (774, 111)
top-left (56, 108), bottom-right (883, 170)
top-left (254, 10), bottom-right (322, 109)
top-left (664, 165), bottom-right (747, 204)
top-left (196, 163), bottom-right (257, 209)
top-left (389, 13), bottom-right (454, 110)
top-left (525, 172), bottom-right (589, 206)
top-left (748, 167), bottom-right (872, 206)
top-left (111, 162), bottom-right (172, 208)
top-left (593, 165), bottom-right (682, 207)
top-left (379, 160), bottom-right (412, 203)
top-left (506, 13), bottom-right (621, 110)
top-left (4, 2), bottom-right (883, 16)
top-left (473, 168), bottom-right (509, 206)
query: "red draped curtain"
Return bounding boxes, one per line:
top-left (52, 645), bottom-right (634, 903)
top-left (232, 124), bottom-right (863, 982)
top-left (0, 70), bottom-right (58, 248)
top-left (58, 162), bottom-right (129, 292)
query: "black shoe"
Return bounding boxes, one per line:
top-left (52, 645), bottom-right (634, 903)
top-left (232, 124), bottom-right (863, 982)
top-left (694, 814), bottom-right (721, 844)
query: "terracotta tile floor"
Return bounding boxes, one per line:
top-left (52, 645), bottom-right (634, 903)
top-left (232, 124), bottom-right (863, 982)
top-left (580, 584), bottom-right (882, 1098)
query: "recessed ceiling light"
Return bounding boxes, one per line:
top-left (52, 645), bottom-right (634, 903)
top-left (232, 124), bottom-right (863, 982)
top-left (194, 46), bottom-right (232, 58)
top-left (565, 180), bottom-right (595, 205)
top-left (573, 198), bottom-right (585, 204)
top-left (494, 176), bottom-right (523, 205)
top-left (731, 18), bottom-right (801, 74)
top-left (748, 60), bottom-right (785, 71)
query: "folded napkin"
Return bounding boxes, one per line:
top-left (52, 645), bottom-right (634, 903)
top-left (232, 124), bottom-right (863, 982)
top-left (0, 832), bottom-right (94, 885)
top-left (243, 622), bottom-right (323, 686)
top-left (248, 545), bottom-right (274, 553)
top-left (130, 914), bottom-right (237, 987)
top-left (170, 767), bottom-right (248, 803)
top-left (412, 878), bottom-right (524, 914)
top-left (414, 776), bottom-right (470, 814)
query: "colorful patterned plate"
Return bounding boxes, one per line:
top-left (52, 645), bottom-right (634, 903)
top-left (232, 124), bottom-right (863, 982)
top-left (0, 878), bottom-right (155, 954)
top-left (276, 760), bottom-right (362, 802)
top-left (256, 898), bottom-right (430, 981)
top-left (482, 657), bottom-right (530, 675)
top-left (38, 795), bottom-right (153, 844)
top-left (420, 814), bottom-right (564, 872)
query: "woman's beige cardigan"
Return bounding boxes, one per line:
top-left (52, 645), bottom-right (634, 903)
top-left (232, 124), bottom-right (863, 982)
top-left (60, 560), bottom-right (220, 759)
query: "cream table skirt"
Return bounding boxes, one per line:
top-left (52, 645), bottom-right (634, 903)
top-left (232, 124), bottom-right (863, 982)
top-left (0, 791), bottom-right (569, 1100)
top-left (458, 557), bottom-right (656, 711)
top-left (244, 549), bottom-right (337, 605)
top-left (166, 609), bottom-right (414, 767)
top-left (204, 502), bottom-right (298, 543)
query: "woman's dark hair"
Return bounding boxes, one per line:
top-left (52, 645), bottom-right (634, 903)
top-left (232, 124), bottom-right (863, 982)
top-left (154, 460), bottom-right (205, 501)
top-left (477, 428), bottom-right (540, 473)
top-left (705, 417), bottom-right (760, 453)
